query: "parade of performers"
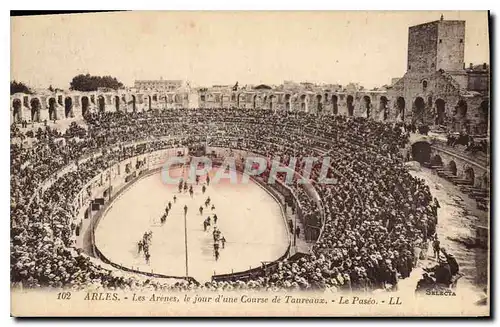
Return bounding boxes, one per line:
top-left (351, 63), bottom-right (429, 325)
top-left (212, 227), bottom-right (226, 261)
top-left (154, 174), bottom-right (227, 264)
top-left (137, 230), bottom-right (153, 264)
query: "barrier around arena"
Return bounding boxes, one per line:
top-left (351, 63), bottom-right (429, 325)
top-left (211, 246), bottom-right (291, 283)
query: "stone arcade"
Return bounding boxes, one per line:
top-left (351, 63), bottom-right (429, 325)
top-left (10, 17), bottom-right (489, 136)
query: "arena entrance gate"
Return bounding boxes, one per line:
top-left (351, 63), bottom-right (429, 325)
top-left (411, 141), bottom-right (431, 164)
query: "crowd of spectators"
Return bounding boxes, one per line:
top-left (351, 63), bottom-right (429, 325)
top-left (11, 108), bottom-right (441, 292)
top-left (446, 132), bottom-right (488, 154)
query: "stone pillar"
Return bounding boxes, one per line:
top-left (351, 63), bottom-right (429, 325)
top-left (39, 107), bottom-right (49, 121)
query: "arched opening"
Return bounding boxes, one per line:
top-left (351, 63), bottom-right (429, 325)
top-left (115, 96), bottom-right (120, 111)
top-left (396, 97), bottom-right (405, 120)
top-left (64, 97), bottom-right (73, 118)
top-left (153, 95), bottom-right (158, 102)
top-left (456, 100), bottom-right (468, 118)
top-left (481, 172), bottom-right (489, 190)
top-left (237, 93), bottom-right (241, 107)
top-left (435, 99), bottom-right (446, 125)
top-left (411, 141), bottom-right (431, 164)
top-left (285, 94), bottom-right (291, 111)
top-left (332, 95), bottom-right (338, 115)
top-left (131, 95), bottom-right (136, 112)
top-left (363, 95), bottom-right (371, 118)
top-left (260, 95), bottom-right (266, 109)
top-left (316, 94), bottom-right (322, 113)
top-left (148, 95), bottom-right (152, 110)
top-left (220, 94), bottom-right (224, 107)
top-left (449, 161), bottom-right (457, 176)
top-left (300, 95), bottom-right (307, 112)
top-left (269, 95), bottom-right (275, 111)
top-left (252, 94), bottom-right (257, 109)
top-left (346, 95), bottom-right (354, 116)
top-left (379, 96), bottom-right (388, 120)
top-left (413, 97), bottom-right (425, 121)
top-left (464, 167), bottom-right (475, 185)
top-left (48, 98), bottom-right (57, 120)
top-left (479, 100), bottom-right (489, 134)
top-left (430, 154), bottom-right (443, 166)
top-left (480, 100), bottom-right (489, 122)
top-left (81, 96), bottom-right (89, 116)
top-left (98, 95), bottom-right (105, 113)
top-left (12, 99), bottom-right (22, 122)
top-left (30, 98), bottom-right (41, 122)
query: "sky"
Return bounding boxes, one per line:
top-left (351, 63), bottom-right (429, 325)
top-left (11, 11), bottom-right (489, 90)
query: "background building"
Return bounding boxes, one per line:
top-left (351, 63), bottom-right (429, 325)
top-left (10, 16), bottom-right (489, 136)
top-left (389, 15), bottom-right (489, 134)
top-left (134, 79), bottom-right (183, 91)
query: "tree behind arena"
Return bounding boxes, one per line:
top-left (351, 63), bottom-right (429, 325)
top-left (69, 74), bottom-right (124, 92)
top-left (10, 80), bottom-right (33, 95)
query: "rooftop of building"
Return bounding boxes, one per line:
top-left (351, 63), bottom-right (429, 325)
top-left (467, 63), bottom-right (490, 72)
top-left (410, 16), bottom-right (465, 29)
top-left (135, 80), bottom-right (183, 83)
